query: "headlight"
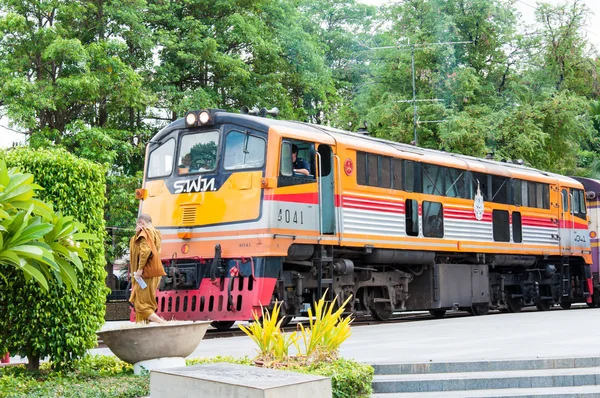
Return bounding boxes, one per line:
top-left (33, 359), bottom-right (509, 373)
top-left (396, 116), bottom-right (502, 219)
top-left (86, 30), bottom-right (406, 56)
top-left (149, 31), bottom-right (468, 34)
top-left (185, 112), bottom-right (197, 127)
top-left (184, 109), bottom-right (216, 127)
top-left (199, 111), bottom-right (211, 124)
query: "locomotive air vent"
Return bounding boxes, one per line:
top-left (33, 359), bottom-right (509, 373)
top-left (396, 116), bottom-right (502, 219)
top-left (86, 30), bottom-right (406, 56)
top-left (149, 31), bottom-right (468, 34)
top-left (181, 206), bottom-right (197, 225)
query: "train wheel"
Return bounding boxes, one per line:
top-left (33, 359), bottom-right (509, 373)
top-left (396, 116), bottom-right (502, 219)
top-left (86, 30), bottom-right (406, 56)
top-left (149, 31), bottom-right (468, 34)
top-left (535, 300), bottom-right (552, 311)
top-left (470, 304), bottom-right (489, 316)
top-left (506, 296), bottom-right (523, 313)
top-left (560, 301), bottom-right (572, 310)
top-left (210, 321), bottom-right (236, 331)
top-left (371, 303), bottom-right (393, 321)
top-left (369, 288), bottom-right (394, 321)
top-left (429, 310), bottom-right (446, 319)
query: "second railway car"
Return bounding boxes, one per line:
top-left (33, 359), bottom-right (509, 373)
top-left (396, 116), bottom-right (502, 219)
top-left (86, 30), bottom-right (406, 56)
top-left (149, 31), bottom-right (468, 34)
top-left (135, 108), bottom-right (594, 328)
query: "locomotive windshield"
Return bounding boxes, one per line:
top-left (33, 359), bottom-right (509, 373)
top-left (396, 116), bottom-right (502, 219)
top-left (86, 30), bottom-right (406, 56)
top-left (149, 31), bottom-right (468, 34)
top-left (177, 130), bottom-right (219, 174)
top-left (147, 138), bottom-right (175, 178)
top-left (223, 130), bottom-right (266, 170)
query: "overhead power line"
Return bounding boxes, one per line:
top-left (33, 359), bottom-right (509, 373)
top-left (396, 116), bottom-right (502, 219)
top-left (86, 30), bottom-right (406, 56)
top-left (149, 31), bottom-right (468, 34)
top-left (369, 40), bottom-right (473, 146)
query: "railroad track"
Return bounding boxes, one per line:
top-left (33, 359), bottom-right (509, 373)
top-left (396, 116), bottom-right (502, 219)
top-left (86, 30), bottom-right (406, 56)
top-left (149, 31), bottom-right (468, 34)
top-left (94, 309), bottom-right (485, 348)
top-left (97, 305), bottom-right (588, 349)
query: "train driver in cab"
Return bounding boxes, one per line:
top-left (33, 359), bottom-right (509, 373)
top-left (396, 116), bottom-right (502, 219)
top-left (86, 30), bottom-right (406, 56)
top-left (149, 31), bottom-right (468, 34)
top-left (292, 144), bottom-right (311, 176)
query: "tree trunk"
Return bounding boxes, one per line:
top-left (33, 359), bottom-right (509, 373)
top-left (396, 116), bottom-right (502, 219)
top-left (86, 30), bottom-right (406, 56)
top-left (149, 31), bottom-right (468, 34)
top-left (99, 98), bottom-right (108, 127)
top-left (26, 354), bottom-right (40, 371)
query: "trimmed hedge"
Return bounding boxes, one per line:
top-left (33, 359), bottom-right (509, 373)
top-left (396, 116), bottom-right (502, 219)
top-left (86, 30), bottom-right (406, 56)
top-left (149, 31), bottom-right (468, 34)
top-left (0, 148), bottom-right (109, 370)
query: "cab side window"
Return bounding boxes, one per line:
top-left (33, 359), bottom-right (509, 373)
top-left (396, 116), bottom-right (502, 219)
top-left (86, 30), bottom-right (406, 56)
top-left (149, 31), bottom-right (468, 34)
top-left (279, 140), bottom-right (315, 187)
top-left (572, 189), bottom-right (586, 219)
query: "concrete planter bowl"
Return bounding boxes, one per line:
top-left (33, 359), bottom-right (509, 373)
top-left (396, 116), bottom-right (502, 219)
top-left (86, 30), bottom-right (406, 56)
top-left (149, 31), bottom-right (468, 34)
top-left (97, 321), bottom-right (211, 374)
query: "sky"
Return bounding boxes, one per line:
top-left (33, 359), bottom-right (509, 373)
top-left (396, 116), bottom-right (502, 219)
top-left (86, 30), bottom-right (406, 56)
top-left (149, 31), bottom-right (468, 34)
top-left (0, 123), bottom-right (24, 149)
top-left (0, 0), bottom-right (598, 148)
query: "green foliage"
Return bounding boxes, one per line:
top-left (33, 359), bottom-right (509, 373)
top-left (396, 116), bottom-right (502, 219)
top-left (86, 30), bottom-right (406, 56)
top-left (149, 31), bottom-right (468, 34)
top-left (105, 172), bottom-right (141, 262)
top-left (72, 354), bottom-right (134, 377)
top-left (240, 292), bottom-right (353, 364)
top-left (186, 355), bottom-right (254, 366)
top-left (346, 0), bottom-right (600, 172)
top-left (286, 358), bottom-right (374, 398)
top-left (239, 301), bottom-right (300, 363)
top-left (298, 293), bottom-right (353, 362)
top-left (0, 0), bottom-right (154, 134)
top-left (0, 356), bottom-right (147, 398)
top-left (0, 0), bottom-right (154, 269)
top-left (1, 354), bottom-right (371, 398)
top-left (147, 0), bottom-right (337, 121)
top-left (0, 157), bottom-right (87, 290)
top-left (0, 148), bottom-right (109, 371)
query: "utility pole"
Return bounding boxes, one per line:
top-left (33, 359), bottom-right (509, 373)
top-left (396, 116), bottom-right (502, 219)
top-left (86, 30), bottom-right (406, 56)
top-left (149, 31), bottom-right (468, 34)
top-left (411, 46), bottom-right (417, 144)
top-left (369, 40), bottom-right (473, 146)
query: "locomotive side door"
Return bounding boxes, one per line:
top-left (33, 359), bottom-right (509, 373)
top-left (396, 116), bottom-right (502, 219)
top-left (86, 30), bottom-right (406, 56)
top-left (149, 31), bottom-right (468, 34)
top-left (559, 187), bottom-right (573, 254)
top-left (316, 144), bottom-right (336, 235)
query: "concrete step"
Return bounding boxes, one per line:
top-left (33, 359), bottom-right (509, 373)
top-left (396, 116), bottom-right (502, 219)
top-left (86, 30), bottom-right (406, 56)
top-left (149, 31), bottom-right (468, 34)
top-left (372, 366), bottom-right (600, 394)
top-left (370, 384), bottom-right (600, 397)
top-left (373, 357), bottom-right (600, 375)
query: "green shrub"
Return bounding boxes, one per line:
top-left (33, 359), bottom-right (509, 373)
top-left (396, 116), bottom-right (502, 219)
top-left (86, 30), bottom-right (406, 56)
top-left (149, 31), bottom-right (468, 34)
top-left (239, 292), bottom-right (353, 365)
top-left (1, 354), bottom-right (372, 398)
top-left (0, 355), bottom-right (148, 398)
top-left (186, 355), bottom-right (254, 366)
top-left (0, 148), bottom-right (109, 371)
top-left (298, 293), bottom-right (353, 362)
top-left (238, 301), bottom-right (299, 363)
top-left (287, 358), bottom-right (374, 398)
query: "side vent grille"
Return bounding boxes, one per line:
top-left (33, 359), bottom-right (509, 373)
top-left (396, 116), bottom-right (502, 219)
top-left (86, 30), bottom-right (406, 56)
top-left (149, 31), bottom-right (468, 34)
top-left (181, 207), bottom-right (197, 225)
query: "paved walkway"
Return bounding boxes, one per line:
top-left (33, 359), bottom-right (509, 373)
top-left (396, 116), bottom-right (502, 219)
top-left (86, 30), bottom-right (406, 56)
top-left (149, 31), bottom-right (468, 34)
top-left (89, 306), bottom-right (600, 365)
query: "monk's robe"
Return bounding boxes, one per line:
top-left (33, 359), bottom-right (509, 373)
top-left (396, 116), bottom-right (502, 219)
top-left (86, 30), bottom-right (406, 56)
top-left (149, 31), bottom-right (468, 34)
top-left (129, 227), bottom-right (166, 322)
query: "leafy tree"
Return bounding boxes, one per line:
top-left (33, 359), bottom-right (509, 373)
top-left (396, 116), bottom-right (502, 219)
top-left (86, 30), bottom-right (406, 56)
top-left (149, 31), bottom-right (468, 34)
top-left (146, 0), bottom-right (336, 121)
top-left (300, 0), bottom-right (379, 127)
top-left (0, 0), bottom-right (156, 268)
top-left (533, 0), bottom-right (598, 96)
top-left (0, 148), bottom-right (109, 371)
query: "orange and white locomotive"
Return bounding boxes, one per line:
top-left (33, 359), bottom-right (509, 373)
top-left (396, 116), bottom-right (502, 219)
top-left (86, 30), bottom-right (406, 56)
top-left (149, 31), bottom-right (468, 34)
top-left (136, 108), bottom-right (594, 329)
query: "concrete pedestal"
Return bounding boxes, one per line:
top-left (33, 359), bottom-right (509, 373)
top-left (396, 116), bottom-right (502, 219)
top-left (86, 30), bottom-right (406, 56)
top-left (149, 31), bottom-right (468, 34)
top-left (133, 357), bottom-right (186, 375)
top-left (150, 363), bottom-right (332, 398)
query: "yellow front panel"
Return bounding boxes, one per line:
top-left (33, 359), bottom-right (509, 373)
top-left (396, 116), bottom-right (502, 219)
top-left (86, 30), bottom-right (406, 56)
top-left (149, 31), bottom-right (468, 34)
top-left (141, 171), bottom-right (263, 227)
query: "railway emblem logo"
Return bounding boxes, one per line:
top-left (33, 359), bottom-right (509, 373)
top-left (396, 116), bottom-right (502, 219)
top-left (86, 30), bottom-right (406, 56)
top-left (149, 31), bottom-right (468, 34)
top-left (173, 176), bottom-right (217, 194)
top-left (474, 182), bottom-right (484, 221)
top-left (344, 158), bottom-right (354, 176)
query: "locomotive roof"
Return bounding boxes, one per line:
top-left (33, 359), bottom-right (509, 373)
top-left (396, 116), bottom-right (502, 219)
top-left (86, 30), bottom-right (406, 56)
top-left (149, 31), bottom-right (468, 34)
top-left (152, 110), bottom-right (581, 187)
